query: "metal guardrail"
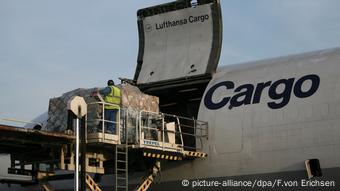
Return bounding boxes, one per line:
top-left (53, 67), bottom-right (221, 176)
top-left (87, 94), bottom-right (121, 143)
top-left (139, 110), bottom-right (177, 151)
top-left (86, 94), bottom-right (208, 153)
top-left (175, 115), bottom-right (208, 151)
top-left (138, 110), bottom-right (208, 152)
top-left (87, 102), bottom-right (120, 131)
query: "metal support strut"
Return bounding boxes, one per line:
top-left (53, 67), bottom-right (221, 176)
top-left (136, 161), bottom-right (161, 191)
top-left (68, 96), bottom-right (87, 191)
top-left (86, 174), bottom-right (102, 191)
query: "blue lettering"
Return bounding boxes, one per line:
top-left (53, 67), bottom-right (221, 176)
top-left (204, 81), bottom-right (234, 110)
top-left (268, 78), bottom-right (294, 109)
top-left (294, 74), bottom-right (320, 98)
top-left (204, 74), bottom-right (320, 110)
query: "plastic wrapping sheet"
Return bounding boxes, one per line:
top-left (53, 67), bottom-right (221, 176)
top-left (120, 83), bottom-right (159, 113)
top-left (45, 88), bottom-right (100, 132)
top-left (45, 84), bottom-right (159, 138)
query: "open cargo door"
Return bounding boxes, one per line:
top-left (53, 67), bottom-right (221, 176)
top-left (134, 0), bottom-right (222, 90)
top-left (134, 0), bottom-right (222, 150)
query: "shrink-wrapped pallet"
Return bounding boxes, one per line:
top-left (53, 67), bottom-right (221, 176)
top-left (45, 88), bottom-right (101, 133)
top-left (119, 84), bottom-right (160, 143)
top-left (45, 84), bottom-right (160, 144)
top-left (120, 83), bottom-right (159, 113)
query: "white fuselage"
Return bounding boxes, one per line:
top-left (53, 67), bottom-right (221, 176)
top-left (160, 47), bottom-right (340, 181)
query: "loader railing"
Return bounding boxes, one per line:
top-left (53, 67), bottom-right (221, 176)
top-left (85, 95), bottom-right (208, 152)
top-left (138, 110), bottom-right (208, 152)
top-left (86, 94), bottom-right (121, 144)
top-left (174, 115), bottom-right (208, 151)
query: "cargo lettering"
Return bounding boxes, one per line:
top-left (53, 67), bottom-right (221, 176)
top-left (204, 74), bottom-right (320, 110)
top-left (155, 14), bottom-right (209, 30)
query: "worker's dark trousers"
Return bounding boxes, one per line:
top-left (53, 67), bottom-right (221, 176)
top-left (104, 109), bottom-right (117, 134)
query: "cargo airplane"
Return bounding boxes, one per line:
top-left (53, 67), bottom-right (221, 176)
top-left (0, 0), bottom-right (339, 190)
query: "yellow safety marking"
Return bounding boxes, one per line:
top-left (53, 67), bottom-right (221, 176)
top-left (137, 175), bottom-right (153, 191)
top-left (143, 152), bottom-right (183, 160)
top-left (183, 151), bottom-right (208, 158)
top-left (86, 174), bottom-right (102, 191)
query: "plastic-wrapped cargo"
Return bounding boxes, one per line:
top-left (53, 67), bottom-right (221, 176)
top-left (45, 83), bottom-right (160, 143)
top-left (120, 83), bottom-right (159, 113)
top-left (45, 88), bottom-right (101, 133)
top-left (120, 83), bottom-right (160, 143)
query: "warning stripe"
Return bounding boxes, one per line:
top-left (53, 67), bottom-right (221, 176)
top-left (86, 174), bottom-right (102, 191)
top-left (183, 151), bottom-right (208, 158)
top-left (143, 152), bottom-right (182, 160)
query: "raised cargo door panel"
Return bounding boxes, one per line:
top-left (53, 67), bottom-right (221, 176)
top-left (134, 0), bottom-right (222, 86)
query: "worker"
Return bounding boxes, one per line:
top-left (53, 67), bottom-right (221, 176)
top-left (100, 80), bottom-right (121, 134)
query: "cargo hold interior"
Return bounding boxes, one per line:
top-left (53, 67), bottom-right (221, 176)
top-left (138, 75), bottom-right (212, 151)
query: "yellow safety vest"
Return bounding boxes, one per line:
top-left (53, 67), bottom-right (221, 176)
top-left (104, 86), bottom-right (121, 109)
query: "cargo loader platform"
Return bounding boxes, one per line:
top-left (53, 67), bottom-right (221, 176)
top-left (0, 97), bottom-right (208, 191)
